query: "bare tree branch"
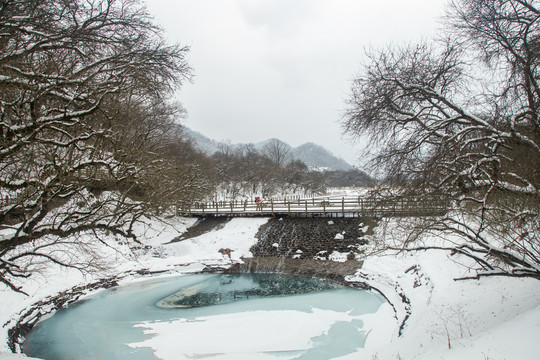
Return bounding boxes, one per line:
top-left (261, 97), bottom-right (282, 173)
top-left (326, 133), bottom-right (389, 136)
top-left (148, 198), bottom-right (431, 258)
top-left (344, 0), bottom-right (540, 278)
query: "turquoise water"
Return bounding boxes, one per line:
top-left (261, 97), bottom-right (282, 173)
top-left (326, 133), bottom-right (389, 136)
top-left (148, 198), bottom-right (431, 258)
top-left (23, 273), bottom-right (385, 360)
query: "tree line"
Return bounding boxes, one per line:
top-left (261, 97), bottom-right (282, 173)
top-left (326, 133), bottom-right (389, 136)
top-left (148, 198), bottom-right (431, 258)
top-left (204, 139), bottom-right (365, 200)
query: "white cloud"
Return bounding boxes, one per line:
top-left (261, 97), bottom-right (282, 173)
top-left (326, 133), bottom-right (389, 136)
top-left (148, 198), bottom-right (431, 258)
top-left (145, 0), bottom-right (445, 165)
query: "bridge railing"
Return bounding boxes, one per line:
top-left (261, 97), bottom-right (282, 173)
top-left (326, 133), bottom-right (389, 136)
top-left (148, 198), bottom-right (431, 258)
top-left (179, 195), bottom-right (450, 218)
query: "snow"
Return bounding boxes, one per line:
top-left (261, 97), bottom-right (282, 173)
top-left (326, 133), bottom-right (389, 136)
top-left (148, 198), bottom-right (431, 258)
top-left (358, 222), bottom-right (369, 234)
top-left (1, 213), bottom-right (540, 360)
top-left (0, 354), bottom-right (32, 360)
top-left (328, 251), bottom-right (349, 262)
top-left (342, 250), bottom-right (540, 359)
top-left (130, 307), bottom-right (378, 360)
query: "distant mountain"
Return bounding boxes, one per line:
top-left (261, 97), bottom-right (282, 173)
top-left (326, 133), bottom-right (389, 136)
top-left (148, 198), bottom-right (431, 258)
top-left (253, 138), bottom-right (289, 151)
top-left (292, 142), bottom-right (352, 171)
top-left (184, 128), bottom-right (353, 172)
top-left (184, 128), bottom-right (222, 154)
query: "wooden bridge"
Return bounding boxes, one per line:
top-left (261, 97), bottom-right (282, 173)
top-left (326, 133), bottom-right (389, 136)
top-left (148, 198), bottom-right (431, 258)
top-left (180, 195), bottom-right (449, 218)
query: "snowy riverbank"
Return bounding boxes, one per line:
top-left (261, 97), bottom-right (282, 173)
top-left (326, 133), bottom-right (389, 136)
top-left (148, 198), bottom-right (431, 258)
top-left (1, 215), bottom-right (540, 359)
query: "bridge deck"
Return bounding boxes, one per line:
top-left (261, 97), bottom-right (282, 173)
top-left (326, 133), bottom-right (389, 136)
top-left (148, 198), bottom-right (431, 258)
top-left (180, 196), bottom-right (449, 218)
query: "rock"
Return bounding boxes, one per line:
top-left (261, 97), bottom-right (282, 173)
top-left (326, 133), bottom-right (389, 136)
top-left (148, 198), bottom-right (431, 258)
top-left (251, 217), bottom-right (376, 260)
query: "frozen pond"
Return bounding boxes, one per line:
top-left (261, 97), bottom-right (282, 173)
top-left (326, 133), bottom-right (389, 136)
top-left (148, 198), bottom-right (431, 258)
top-left (23, 273), bottom-right (387, 360)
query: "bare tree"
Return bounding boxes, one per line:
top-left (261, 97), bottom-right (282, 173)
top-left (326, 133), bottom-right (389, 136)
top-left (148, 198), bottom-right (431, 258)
top-left (0, 0), bottom-right (193, 292)
top-left (263, 139), bottom-right (292, 168)
top-left (343, 0), bottom-right (540, 278)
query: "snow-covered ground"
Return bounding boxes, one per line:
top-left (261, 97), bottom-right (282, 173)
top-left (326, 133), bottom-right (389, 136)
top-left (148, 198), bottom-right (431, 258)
top-left (1, 215), bottom-right (539, 359)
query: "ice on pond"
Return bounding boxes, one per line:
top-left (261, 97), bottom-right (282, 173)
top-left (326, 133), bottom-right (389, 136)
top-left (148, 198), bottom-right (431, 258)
top-left (23, 273), bottom-right (391, 360)
top-left (157, 273), bottom-right (341, 308)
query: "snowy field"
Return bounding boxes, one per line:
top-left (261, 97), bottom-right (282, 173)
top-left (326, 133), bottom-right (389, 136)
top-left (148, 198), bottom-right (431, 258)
top-left (1, 215), bottom-right (540, 359)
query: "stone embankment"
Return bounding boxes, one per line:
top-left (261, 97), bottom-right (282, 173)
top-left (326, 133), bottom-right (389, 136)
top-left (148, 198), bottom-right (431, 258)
top-left (251, 217), bottom-right (374, 259)
top-left (230, 217), bottom-right (377, 280)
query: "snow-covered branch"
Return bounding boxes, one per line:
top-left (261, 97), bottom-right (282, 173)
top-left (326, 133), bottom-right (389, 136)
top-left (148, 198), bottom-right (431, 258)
top-left (344, 0), bottom-right (540, 278)
top-left (0, 0), bottom-right (200, 292)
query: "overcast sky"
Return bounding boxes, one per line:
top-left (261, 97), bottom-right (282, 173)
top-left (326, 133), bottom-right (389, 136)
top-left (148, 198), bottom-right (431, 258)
top-left (145, 0), bottom-right (446, 166)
